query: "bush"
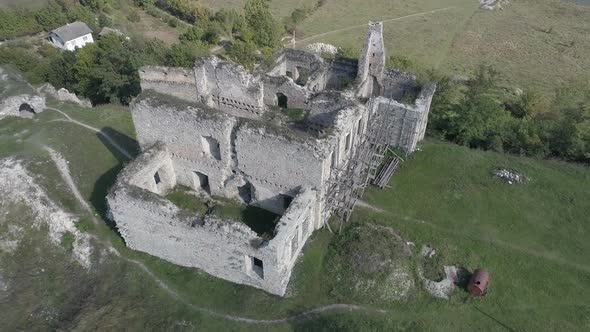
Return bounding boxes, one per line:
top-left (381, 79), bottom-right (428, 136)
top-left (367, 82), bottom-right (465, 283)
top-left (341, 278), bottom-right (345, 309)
top-left (127, 11), bottom-right (141, 23)
top-left (226, 40), bottom-right (257, 69)
top-left (61, 232), bottom-right (75, 251)
top-left (166, 41), bottom-right (208, 67)
top-left (167, 17), bottom-right (178, 27)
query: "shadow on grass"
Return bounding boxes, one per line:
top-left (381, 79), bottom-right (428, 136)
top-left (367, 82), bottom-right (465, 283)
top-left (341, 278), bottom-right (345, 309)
top-left (91, 127), bottom-right (139, 234)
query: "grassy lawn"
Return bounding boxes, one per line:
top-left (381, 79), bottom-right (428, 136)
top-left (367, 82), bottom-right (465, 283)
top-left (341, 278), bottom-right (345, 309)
top-left (201, 0), bottom-right (319, 18)
top-left (350, 139), bottom-right (590, 330)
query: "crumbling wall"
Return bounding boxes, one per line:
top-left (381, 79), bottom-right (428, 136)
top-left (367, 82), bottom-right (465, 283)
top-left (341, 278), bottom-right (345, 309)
top-left (382, 69), bottom-right (418, 101)
top-left (131, 93), bottom-right (236, 197)
top-left (235, 122), bottom-right (326, 214)
top-left (194, 57), bottom-right (265, 119)
top-left (125, 142), bottom-right (177, 195)
top-left (107, 143), bottom-right (321, 296)
top-left (139, 66), bottom-right (198, 103)
top-left (326, 58), bottom-right (358, 91)
top-left (414, 83), bottom-right (436, 141)
top-left (263, 76), bottom-right (310, 110)
top-left (267, 49), bottom-right (324, 82)
top-left (357, 22), bottom-right (386, 97)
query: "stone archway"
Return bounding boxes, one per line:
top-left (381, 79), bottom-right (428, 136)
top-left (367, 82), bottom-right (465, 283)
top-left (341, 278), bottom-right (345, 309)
top-left (19, 103), bottom-right (35, 114)
top-left (276, 93), bottom-right (288, 109)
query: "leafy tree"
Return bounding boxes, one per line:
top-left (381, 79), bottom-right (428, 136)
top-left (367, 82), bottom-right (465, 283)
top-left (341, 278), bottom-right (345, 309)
top-left (179, 26), bottom-right (205, 43)
top-left (135, 38), bottom-right (168, 65)
top-left (34, 1), bottom-right (68, 31)
top-left (227, 40), bottom-right (257, 69)
top-left (46, 51), bottom-right (78, 92)
top-left (244, 0), bottom-right (282, 48)
top-left (98, 13), bottom-right (113, 28)
top-left (203, 21), bottom-right (223, 45)
top-left (212, 8), bottom-right (240, 35)
top-left (84, 34), bottom-right (141, 104)
top-left (0, 8), bottom-right (41, 39)
top-left (166, 41), bottom-right (208, 67)
top-left (74, 43), bottom-right (98, 95)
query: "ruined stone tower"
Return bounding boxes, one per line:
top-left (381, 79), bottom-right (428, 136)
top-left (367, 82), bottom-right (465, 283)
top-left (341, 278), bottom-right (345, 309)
top-left (107, 23), bottom-right (435, 296)
top-left (357, 22), bottom-right (386, 98)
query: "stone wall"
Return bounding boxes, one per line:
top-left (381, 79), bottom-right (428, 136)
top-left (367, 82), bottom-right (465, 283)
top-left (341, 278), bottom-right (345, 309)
top-left (372, 81), bottom-right (435, 153)
top-left (357, 22), bottom-right (386, 97)
top-left (131, 91), bottom-right (331, 214)
top-left (263, 76), bottom-right (311, 110)
top-left (194, 57), bottom-right (265, 119)
top-left (107, 142), bottom-right (320, 296)
top-left (139, 66), bottom-right (198, 103)
top-left (235, 122), bottom-right (326, 214)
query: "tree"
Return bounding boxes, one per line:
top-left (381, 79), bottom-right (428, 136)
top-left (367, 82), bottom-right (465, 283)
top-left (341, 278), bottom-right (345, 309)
top-left (179, 26), bottom-right (205, 43)
top-left (84, 35), bottom-right (141, 104)
top-left (166, 41), bottom-right (208, 67)
top-left (46, 51), bottom-right (78, 92)
top-left (227, 40), bottom-right (257, 69)
top-left (34, 1), bottom-right (68, 31)
top-left (244, 0), bottom-right (282, 48)
top-left (74, 43), bottom-right (98, 95)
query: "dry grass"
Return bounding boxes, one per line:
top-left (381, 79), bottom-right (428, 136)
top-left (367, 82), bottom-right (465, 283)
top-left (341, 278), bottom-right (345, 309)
top-left (0, 0), bottom-right (47, 9)
top-left (277, 0), bottom-right (590, 91)
top-left (201, 0), bottom-right (319, 17)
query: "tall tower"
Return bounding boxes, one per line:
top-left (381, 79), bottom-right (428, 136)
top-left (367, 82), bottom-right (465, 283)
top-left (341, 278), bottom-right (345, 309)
top-left (357, 22), bottom-right (386, 98)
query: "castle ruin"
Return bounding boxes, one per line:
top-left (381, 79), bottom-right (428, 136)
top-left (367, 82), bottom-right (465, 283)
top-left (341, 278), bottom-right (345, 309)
top-left (107, 22), bottom-right (435, 296)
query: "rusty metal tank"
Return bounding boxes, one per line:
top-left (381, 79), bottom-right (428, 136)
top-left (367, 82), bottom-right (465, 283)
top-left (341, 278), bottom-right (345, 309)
top-left (467, 269), bottom-right (489, 296)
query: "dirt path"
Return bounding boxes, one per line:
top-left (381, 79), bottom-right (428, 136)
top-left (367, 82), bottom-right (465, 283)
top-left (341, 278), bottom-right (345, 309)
top-left (43, 145), bottom-right (385, 324)
top-left (46, 107), bottom-right (133, 160)
top-left (291, 7), bottom-right (455, 46)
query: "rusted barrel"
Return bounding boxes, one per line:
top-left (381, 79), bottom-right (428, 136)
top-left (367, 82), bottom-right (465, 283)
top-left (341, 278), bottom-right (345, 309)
top-left (467, 269), bottom-right (489, 296)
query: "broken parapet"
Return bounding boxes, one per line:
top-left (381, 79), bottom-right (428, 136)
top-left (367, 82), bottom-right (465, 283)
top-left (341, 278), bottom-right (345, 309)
top-left (139, 66), bottom-right (199, 103)
top-left (194, 57), bottom-right (265, 119)
top-left (107, 142), bottom-right (320, 296)
top-left (372, 81), bottom-right (436, 153)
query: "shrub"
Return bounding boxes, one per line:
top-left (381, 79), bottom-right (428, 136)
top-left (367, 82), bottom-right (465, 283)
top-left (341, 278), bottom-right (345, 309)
top-left (127, 11), bottom-right (141, 23)
top-left (61, 232), bottom-right (76, 251)
top-left (167, 17), bottom-right (178, 27)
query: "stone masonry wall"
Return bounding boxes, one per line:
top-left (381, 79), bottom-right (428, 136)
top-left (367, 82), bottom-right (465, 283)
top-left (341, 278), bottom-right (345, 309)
top-left (139, 66), bottom-right (198, 103)
top-left (235, 122), bottom-right (326, 214)
top-left (131, 92), bottom-right (331, 214)
top-left (107, 142), bottom-right (320, 295)
top-left (357, 22), bottom-right (386, 97)
top-left (194, 57), bottom-right (265, 119)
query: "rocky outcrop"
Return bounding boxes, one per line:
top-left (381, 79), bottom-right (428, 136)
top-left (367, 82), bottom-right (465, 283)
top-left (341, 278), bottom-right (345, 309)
top-left (0, 95), bottom-right (46, 119)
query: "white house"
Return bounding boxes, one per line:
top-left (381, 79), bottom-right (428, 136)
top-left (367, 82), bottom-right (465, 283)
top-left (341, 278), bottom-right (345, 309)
top-left (49, 21), bottom-right (94, 51)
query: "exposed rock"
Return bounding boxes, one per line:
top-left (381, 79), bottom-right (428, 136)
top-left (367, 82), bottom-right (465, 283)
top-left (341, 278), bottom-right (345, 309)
top-left (39, 84), bottom-right (92, 108)
top-left (0, 158), bottom-right (93, 268)
top-left (306, 43), bottom-right (338, 55)
top-left (0, 95), bottom-right (46, 119)
top-left (480, 0), bottom-right (510, 10)
top-left (494, 169), bottom-right (527, 184)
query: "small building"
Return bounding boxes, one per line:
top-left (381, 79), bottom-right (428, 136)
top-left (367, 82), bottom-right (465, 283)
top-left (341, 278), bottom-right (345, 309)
top-left (49, 21), bottom-right (94, 51)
